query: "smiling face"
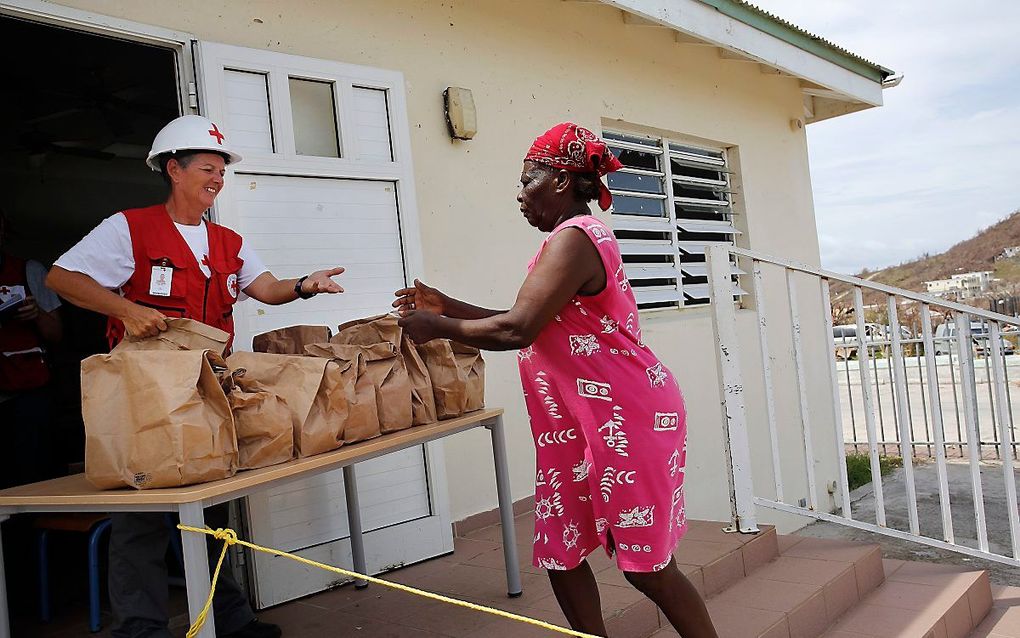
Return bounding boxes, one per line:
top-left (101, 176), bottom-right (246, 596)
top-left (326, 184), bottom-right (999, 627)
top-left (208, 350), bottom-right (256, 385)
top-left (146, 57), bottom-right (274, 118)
top-left (166, 152), bottom-right (227, 210)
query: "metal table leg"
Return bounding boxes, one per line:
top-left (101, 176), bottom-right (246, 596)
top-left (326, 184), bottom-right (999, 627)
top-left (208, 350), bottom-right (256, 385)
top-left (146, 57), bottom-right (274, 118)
top-left (486, 416), bottom-right (523, 597)
top-left (343, 465), bottom-right (368, 589)
top-left (179, 503), bottom-right (215, 638)
top-left (0, 515), bottom-right (10, 638)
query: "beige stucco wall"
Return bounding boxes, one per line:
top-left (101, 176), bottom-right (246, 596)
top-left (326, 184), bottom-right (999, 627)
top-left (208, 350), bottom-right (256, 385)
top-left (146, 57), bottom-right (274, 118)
top-left (38, 0), bottom-right (850, 532)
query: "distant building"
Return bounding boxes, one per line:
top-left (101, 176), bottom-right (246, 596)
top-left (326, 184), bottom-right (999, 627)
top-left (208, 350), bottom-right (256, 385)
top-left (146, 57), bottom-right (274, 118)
top-left (997, 246), bottom-right (1020, 261)
top-left (925, 271), bottom-right (994, 298)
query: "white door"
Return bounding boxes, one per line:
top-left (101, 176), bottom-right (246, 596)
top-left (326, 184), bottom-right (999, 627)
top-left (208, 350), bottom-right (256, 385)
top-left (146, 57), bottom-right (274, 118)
top-left (196, 41), bottom-right (451, 607)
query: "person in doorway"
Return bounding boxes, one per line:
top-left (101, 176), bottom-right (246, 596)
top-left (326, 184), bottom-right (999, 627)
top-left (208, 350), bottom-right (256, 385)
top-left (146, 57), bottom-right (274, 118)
top-left (0, 209), bottom-right (63, 488)
top-left (394, 123), bottom-right (719, 637)
top-left (47, 114), bottom-right (346, 638)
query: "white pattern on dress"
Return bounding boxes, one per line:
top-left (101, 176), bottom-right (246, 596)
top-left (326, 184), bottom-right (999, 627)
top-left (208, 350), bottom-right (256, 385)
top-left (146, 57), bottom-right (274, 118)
top-left (668, 449), bottom-right (682, 478)
top-left (653, 412), bottom-right (679, 431)
top-left (569, 334), bottom-right (600, 356)
top-left (600, 467), bottom-right (615, 503)
top-left (537, 557), bottom-right (567, 570)
top-left (617, 505), bottom-right (655, 528)
top-left (615, 263), bottom-right (630, 292)
top-left (646, 362), bottom-right (668, 388)
top-left (572, 459), bottom-right (592, 482)
top-left (669, 486), bottom-right (686, 532)
top-left (563, 521), bottom-right (581, 550)
top-left (599, 406), bottom-right (629, 457)
top-left (590, 222), bottom-right (614, 245)
top-left (535, 497), bottom-right (555, 521)
top-left (535, 371), bottom-right (564, 419)
top-left (518, 346), bottom-right (535, 362)
top-left (595, 518), bottom-right (609, 535)
top-left (577, 378), bottom-right (612, 402)
top-left (537, 428), bottom-right (577, 447)
top-left (600, 315), bottom-right (619, 334)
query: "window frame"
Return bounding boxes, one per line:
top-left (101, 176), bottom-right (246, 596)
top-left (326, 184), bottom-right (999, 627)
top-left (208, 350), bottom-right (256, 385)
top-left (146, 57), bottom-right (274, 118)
top-left (603, 128), bottom-right (744, 312)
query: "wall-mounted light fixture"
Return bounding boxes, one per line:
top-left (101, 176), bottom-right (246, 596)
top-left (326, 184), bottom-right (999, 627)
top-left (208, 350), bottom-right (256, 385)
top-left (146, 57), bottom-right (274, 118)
top-left (443, 87), bottom-right (477, 140)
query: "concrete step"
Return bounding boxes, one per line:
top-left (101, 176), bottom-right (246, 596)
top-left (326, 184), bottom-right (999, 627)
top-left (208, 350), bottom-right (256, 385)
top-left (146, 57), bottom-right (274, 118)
top-left (822, 559), bottom-right (992, 638)
top-left (598, 519), bottom-right (782, 637)
top-left (649, 534), bottom-right (885, 638)
top-left (969, 584), bottom-right (1020, 637)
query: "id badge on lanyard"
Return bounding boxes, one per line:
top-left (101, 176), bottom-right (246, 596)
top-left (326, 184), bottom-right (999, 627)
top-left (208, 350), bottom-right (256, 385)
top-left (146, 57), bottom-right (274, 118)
top-left (149, 259), bottom-right (173, 297)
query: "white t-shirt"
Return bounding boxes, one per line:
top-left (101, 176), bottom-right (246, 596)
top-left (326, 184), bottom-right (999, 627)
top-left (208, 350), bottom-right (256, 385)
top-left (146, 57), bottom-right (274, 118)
top-left (54, 213), bottom-right (268, 292)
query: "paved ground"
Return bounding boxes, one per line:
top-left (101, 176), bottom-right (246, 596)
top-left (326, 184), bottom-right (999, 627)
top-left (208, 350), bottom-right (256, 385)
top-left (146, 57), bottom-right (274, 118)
top-left (837, 354), bottom-right (1020, 458)
top-left (794, 459), bottom-right (1020, 586)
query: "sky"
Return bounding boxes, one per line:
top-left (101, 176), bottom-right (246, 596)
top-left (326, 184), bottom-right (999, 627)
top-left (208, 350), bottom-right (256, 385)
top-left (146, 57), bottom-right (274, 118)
top-left (753, 1), bottom-right (1020, 275)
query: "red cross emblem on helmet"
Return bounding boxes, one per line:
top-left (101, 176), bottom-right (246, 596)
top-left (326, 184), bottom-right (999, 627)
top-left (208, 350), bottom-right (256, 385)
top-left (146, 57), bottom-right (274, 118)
top-left (208, 123), bottom-right (225, 145)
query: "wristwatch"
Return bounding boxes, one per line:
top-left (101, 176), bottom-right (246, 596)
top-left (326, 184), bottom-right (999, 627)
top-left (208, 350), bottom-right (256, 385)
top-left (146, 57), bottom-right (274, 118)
top-left (294, 275), bottom-right (316, 299)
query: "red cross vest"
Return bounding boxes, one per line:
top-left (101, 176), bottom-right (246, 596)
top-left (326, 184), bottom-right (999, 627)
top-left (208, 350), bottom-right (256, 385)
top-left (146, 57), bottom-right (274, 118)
top-left (106, 205), bottom-right (244, 351)
top-left (0, 254), bottom-right (52, 392)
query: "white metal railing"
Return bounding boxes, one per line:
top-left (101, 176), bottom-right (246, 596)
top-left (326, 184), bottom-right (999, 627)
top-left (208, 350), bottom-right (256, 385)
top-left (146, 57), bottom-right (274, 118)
top-left (707, 245), bottom-right (1020, 567)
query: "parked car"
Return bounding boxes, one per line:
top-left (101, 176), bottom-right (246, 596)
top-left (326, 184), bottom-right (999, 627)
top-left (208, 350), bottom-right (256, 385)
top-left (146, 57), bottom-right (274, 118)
top-left (831, 323), bottom-right (906, 360)
top-left (933, 320), bottom-right (1015, 356)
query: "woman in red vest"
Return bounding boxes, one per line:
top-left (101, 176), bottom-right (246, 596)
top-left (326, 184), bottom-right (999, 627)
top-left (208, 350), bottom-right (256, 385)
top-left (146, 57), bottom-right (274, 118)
top-left (0, 210), bottom-right (64, 489)
top-left (48, 115), bottom-right (343, 354)
top-left (47, 115), bottom-right (346, 638)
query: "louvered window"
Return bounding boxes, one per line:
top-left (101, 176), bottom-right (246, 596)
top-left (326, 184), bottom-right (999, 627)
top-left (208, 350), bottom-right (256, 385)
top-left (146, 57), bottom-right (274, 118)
top-left (603, 131), bottom-right (745, 310)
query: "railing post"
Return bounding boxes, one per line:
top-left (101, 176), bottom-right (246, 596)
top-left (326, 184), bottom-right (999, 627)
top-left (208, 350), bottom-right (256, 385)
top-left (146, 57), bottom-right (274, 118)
top-left (956, 313), bottom-right (990, 551)
top-left (753, 261), bottom-right (784, 504)
top-left (787, 269), bottom-right (817, 511)
top-left (920, 305), bottom-right (955, 543)
top-left (707, 245), bottom-right (759, 533)
top-left (887, 296), bottom-right (920, 534)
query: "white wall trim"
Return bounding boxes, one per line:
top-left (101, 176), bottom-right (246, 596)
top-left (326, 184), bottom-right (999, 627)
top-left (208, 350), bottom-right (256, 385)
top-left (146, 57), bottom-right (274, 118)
top-left (597, 0), bottom-right (884, 107)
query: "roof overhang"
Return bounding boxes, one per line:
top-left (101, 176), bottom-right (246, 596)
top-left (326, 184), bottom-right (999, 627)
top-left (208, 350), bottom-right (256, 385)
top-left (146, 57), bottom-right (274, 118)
top-left (590, 0), bottom-right (897, 124)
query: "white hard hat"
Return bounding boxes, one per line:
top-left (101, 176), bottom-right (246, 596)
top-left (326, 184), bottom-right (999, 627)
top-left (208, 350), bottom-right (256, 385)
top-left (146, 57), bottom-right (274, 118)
top-left (145, 115), bottom-right (243, 171)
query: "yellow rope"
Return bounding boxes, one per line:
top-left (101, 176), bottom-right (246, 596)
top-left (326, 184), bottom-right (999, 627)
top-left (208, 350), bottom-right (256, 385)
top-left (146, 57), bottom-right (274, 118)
top-left (177, 525), bottom-right (600, 638)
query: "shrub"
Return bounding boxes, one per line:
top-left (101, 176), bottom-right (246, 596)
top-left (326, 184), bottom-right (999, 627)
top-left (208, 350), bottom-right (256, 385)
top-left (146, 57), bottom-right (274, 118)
top-left (846, 453), bottom-right (903, 491)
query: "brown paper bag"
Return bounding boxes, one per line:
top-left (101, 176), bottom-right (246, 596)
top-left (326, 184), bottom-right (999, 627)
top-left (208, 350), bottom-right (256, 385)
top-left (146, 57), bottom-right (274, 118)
top-left (333, 314), bottom-right (437, 426)
top-left (305, 343), bottom-right (397, 439)
top-left (83, 350), bottom-right (237, 489)
top-left (416, 339), bottom-right (467, 419)
top-left (402, 338), bottom-right (438, 425)
top-left (452, 342), bottom-right (485, 412)
top-left (225, 371), bottom-right (295, 469)
top-left (226, 352), bottom-right (348, 457)
top-left (113, 318), bottom-right (230, 356)
top-left (252, 325), bottom-right (332, 354)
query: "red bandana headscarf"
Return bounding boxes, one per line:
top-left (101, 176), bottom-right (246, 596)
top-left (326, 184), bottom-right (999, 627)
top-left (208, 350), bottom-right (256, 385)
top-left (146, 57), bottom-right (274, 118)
top-left (525, 122), bottom-right (624, 211)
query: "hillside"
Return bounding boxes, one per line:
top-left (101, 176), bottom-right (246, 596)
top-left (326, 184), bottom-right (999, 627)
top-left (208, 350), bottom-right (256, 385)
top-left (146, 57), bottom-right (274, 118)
top-left (831, 210), bottom-right (1020, 306)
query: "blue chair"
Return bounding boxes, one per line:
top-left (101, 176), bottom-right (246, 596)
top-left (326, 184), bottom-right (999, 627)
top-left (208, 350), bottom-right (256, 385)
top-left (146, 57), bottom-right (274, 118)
top-left (37, 513), bottom-right (185, 633)
top-left (36, 513), bottom-right (111, 632)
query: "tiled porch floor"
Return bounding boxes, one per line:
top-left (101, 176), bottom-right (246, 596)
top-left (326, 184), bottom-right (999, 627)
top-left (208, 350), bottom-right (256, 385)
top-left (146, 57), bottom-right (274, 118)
top-left (255, 513), bottom-right (729, 638)
top-left (15, 515), bottom-right (765, 637)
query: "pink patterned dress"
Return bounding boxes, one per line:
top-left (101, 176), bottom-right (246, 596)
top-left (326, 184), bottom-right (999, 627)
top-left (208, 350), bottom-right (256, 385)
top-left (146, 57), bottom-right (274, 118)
top-left (519, 215), bottom-right (688, 573)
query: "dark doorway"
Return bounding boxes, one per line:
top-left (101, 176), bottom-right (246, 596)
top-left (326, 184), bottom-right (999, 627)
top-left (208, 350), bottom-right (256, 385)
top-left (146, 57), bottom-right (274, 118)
top-left (0, 15), bottom-right (183, 632)
top-left (0, 14), bottom-right (181, 471)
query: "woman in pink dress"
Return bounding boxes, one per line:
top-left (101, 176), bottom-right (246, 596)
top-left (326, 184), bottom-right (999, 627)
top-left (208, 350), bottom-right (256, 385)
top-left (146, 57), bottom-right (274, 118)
top-left (395, 123), bottom-right (717, 637)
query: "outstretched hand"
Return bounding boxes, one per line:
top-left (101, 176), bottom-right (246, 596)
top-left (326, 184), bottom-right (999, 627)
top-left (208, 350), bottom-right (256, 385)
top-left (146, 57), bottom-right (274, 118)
top-left (302, 267), bottom-right (345, 295)
top-left (393, 279), bottom-right (447, 316)
top-left (397, 309), bottom-right (442, 344)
